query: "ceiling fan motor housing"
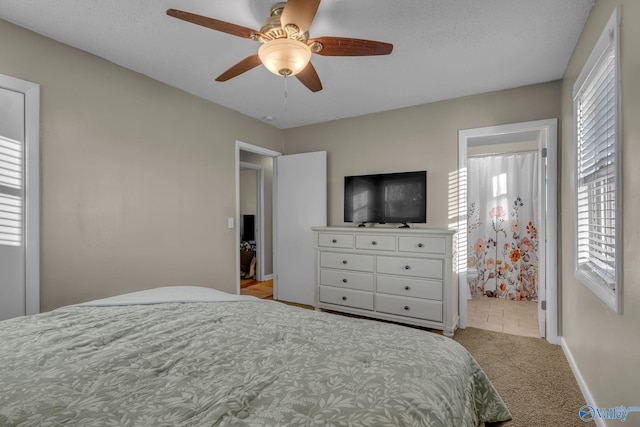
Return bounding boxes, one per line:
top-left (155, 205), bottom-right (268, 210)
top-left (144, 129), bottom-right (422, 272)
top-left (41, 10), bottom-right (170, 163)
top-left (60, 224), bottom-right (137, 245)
top-left (258, 2), bottom-right (308, 42)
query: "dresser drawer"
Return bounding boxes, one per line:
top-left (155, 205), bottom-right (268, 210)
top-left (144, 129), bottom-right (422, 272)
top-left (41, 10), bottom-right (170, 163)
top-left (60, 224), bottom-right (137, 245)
top-left (319, 286), bottom-right (374, 310)
top-left (376, 276), bottom-right (442, 300)
top-left (320, 269), bottom-right (374, 292)
top-left (376, 294), bottom-right (443, 322)
top-left (320, 252), bottom-right (374, 272)
top-left (318, 233), bottom-right (354, 249)
top-left (355, 235), bottom-right (396, 251)
top-left (398, 236), bottom-right (446, 254)
top-left (376, 256), bottom-right (443, 279)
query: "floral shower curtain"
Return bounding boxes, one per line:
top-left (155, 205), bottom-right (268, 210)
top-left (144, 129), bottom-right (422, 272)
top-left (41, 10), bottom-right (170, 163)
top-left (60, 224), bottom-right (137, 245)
top-left (467, 152), bottom-right (539, 301)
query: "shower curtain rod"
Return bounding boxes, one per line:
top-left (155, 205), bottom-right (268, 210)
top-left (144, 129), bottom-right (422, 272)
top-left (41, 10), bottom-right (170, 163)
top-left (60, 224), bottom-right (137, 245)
top-left (467, 149), bottom-right (539, 159)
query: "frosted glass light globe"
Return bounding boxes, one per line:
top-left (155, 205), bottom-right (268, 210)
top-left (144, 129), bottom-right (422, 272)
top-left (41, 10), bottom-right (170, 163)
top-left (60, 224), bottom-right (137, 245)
top-left (258, 39), bottom-right (312, 77)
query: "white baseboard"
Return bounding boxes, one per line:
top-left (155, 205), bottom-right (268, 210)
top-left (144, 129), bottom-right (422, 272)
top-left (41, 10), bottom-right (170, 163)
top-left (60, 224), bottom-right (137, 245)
top-left (559, 337), bottom-right (605, 427)
top-left (263, 274), bottom-right (274, 281)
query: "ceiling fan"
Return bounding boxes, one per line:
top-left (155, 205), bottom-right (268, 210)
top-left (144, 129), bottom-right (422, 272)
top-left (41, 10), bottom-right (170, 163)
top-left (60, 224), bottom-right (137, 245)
top-left (166, 0), bottom-right (393, 92)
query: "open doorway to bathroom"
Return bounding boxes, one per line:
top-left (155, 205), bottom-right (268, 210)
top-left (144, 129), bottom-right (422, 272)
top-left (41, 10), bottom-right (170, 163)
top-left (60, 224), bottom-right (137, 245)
top-left (466, 144), bottom-right (540, 338)
top-left (458, 119), bottom-right (558, 344)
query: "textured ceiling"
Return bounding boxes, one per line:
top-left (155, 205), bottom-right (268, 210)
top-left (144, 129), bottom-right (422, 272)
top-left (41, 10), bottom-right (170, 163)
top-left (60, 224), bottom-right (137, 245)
top-left (0, 0), bottom-right (594, 129)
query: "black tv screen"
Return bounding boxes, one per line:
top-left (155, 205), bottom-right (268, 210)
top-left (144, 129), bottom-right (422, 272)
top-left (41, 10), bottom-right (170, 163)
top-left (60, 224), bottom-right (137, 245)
top-left (241, 214), bottom-right (255, 241)
top-left (344, 171), bottom-right (426, 225)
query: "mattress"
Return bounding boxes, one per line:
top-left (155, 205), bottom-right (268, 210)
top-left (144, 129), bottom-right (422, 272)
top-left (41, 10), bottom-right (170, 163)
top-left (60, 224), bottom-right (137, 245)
top-left (0, 286), bottom-right (511, 426)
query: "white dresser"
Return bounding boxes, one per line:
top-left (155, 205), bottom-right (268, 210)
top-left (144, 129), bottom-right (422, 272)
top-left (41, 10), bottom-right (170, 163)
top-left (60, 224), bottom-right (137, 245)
top-left (312, 226), bottom-right (458, 336)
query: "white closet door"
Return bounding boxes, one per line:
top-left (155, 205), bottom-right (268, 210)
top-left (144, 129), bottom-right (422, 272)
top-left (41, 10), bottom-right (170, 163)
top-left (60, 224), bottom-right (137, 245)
top-left (274, 151), bottom-right (326, 305)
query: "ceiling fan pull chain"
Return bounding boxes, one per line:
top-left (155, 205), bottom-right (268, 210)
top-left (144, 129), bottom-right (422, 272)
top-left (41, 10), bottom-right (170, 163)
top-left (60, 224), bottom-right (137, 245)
top-left (283, 75), bottom-right (288, 112)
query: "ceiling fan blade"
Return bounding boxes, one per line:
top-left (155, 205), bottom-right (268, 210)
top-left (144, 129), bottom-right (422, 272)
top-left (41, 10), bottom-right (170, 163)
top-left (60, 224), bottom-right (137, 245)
top-left (310, 37), bottom-right (393, 56)
top-left (295, 62), bottom-right (323, 92)
top-left (216, 54), bottom-right (262, 82)
top-left (167, 9), bottom-right (258, 39)
top-left (281, 0), bottom-right (321, 35)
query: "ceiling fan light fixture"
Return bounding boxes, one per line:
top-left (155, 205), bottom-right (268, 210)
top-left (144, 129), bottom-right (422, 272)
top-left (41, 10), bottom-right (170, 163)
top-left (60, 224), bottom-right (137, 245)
top-left (258, 38), bottom-right (312, 77)
top-left (167, 2), bottom-right (393, 92)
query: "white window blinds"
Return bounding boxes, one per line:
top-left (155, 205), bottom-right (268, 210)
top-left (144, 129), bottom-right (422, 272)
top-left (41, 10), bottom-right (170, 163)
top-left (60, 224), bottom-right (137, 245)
top-left (573, 8), bottom-right (621, 313)
top-left (0, 135), bottom-right (22, 246)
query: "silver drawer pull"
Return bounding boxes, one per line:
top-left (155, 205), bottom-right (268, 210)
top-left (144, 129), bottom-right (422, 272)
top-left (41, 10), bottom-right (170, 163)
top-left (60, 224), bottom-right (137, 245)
top-left (332, 239), bottom-right (337, 243)
top-left (342, 296), bottom-right (347, 301)
top-left (342, 260), bottom-right (348, 265)
top-left (404, 285), bottom-right (411, 291)
top-left (404, 265), bottom-right (411, 270)
top-left (342, 278), bottom-right (348, 283)
top-left (404, 305), bottom-right (410, 311)
top-left (371, 241), bottom-right (377, 245)
top-left (417, 243), bottom-right (424, 248)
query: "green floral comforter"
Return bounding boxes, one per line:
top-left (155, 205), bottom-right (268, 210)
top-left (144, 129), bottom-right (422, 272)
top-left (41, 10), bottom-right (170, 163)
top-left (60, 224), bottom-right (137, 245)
top-left (0, 298), bottom-right (511, 426)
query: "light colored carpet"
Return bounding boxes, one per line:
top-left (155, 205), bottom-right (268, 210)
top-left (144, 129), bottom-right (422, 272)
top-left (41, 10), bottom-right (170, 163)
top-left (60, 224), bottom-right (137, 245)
top-left (453, 327), bottom-right (585, 426)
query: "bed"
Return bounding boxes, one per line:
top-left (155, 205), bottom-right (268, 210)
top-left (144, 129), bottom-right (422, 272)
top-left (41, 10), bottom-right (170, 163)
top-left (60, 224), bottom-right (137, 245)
top-left (0, 286), bottom-right (511, 426)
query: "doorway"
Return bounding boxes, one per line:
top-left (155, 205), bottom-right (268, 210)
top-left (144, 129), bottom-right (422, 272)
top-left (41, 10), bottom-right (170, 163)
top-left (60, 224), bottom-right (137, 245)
top-left (457, 119), bottom-right (558, 344)
top-left (235, 141), bottom-right (327, 305)
top-left (235, 141), bottom-right (280, 297)
top-left (239, 162), bottom-right (265, 282)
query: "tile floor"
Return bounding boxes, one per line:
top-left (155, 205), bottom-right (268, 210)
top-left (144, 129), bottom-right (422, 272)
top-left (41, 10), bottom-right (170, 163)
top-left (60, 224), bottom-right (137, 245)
top-left (467, 294), bottom-right (541, 338)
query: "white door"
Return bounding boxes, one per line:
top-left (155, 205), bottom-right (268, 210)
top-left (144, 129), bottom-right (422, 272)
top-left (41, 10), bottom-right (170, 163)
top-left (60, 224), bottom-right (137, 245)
top-left (0, 75), bottom-right (39, 321)
top-left (274, 151), bottom-right (327, 305)
top-left (0, 87), bottom-right (26, 320)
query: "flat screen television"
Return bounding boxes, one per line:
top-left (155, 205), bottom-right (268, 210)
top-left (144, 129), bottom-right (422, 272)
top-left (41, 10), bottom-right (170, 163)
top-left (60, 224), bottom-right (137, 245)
top-left (344, 171), bottom-right (427, 226)
top-left (240, 214), bottom-right (255, 242)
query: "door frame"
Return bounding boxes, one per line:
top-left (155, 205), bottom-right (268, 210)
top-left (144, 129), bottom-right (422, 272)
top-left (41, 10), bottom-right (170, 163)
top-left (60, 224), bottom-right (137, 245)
top-left (235, 141), bottom-right (282, 295)
top-left (0, 74), bottom-right (40, 316)
top-left (239, 161), bottom-right (265, 281)
top-left (457, 119), bottom-right (558, 344)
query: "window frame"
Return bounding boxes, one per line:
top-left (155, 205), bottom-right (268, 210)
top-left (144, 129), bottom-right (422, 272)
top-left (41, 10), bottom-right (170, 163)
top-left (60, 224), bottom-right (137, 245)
top-left (0, 74), bottom-right (40, 316)
top-left (572, 7), bottom-right (622, 313)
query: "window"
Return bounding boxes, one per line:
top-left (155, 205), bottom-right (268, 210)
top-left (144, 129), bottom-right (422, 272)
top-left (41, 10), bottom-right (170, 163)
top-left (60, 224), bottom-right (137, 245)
top-left (573, 8), bottom-right (621, 313)
top-left (0, 135), bottom-right (23, 247)
top-left (492, 173), bottom-right (507, 197)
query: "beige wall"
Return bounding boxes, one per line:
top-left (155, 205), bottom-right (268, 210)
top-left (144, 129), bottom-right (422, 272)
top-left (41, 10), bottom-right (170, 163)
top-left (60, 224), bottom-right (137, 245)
top-left (560, 0), bottom-right (640, 411)
top-left (239, 169), bottom-right (257, 215)
top-left (283, 81), bottom-right (561, 229)
top-left (0, 19), bottom-right (283, 310)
